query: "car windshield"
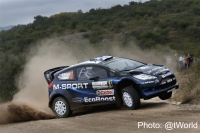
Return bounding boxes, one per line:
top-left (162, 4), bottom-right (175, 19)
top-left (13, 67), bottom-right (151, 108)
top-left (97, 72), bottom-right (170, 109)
top-left (105, 58), bottom-right (145, 71)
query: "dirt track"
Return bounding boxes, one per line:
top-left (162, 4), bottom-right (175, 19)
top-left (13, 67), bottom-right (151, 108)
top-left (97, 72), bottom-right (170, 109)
top-left (0, 98), bottom-right (199, 133)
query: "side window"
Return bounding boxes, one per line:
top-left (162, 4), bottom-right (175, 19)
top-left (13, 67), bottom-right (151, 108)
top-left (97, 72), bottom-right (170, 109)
top-left (92, 67), bottom-right (108, 78)
top-left (58, 70), bottom-right (74, 80)
top-left (77, 66), bottom-right (108, 80)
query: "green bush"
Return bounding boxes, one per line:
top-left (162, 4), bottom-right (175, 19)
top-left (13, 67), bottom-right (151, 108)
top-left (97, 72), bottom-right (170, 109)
top-left (187, 26), bottom-right (200, 39)
top-left (78, 27), bottom-right (87, 32)
top-left (82, 33), bottom-right (90, 38)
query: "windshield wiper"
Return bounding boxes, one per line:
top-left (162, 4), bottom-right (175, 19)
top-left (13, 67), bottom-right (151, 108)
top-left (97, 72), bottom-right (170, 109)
top-left (119, 64), bottom-right (146, 72)
top-left (119, 69), bottom-right (132, 72)
top-left (132, 64), bottom-right (147, 70)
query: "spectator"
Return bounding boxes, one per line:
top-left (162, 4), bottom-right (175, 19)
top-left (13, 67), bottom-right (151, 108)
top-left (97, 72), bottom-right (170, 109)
top-left (187, 54), bottom-right (193, 65)
top-left (183, 55), bottom-right (189, 69)
top-left (178, 55), bottom-right (183, 69)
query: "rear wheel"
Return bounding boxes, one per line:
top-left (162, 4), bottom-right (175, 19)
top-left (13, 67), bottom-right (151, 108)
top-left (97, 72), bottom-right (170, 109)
top-left (52, 97), bottom-right (72, 118)
top-left (158, 92), bottom-right (172, 100)
top-left (121, 86), bottom-right (140, 110)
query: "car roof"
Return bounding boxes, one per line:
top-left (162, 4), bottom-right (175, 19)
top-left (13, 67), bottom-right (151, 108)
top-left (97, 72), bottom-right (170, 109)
top-left (66, 56), bottom-right (142, 69)
top-left (58, 56), bottom-right (146, 73)
top-left (68, 56), bottom-right (114, 67)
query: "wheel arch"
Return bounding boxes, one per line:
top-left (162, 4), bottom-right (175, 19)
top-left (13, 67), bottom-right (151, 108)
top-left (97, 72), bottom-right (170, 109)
top-left (115, 78), bottom-right (142, 106)
top-left (49, 93), bottom-right (70, 108)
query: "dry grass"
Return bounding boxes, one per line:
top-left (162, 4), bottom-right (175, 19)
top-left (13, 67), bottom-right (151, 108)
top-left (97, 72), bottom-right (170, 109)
top-left (173, 61), bottom-right (200, 104)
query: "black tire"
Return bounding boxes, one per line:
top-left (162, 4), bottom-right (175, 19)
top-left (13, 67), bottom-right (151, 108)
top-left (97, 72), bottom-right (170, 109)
top-left (158, 92), bottom-right (172, 100)
top-left (52, 97), bottom-right (72, 118)
top-left (121, 86), bottom-right (140, 110)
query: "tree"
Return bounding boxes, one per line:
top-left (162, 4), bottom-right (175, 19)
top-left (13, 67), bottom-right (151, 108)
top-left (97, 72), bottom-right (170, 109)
top-left (191, 6), bottom-right (200, 15)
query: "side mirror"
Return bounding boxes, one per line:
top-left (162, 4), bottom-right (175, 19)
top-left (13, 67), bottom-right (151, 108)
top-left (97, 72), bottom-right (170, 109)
top-left (89, 76), bottom-right (99, 81)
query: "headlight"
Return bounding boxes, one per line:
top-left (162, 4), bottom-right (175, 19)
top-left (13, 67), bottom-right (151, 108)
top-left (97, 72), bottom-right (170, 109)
top-left (133, 74), bottom-right (157, 80)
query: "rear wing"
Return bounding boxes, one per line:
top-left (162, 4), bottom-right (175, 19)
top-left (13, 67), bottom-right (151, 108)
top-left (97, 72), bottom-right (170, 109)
top-left (44, 66), bottom-right (68, 84)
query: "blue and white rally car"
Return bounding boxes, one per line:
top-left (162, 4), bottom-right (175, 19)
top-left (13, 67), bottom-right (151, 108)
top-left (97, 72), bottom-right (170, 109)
top-left (44, 56), bottom-right (179, 118)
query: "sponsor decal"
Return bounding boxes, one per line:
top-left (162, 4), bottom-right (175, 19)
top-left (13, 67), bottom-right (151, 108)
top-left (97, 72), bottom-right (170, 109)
top-left (92, 81), bottom-right (113, 89)
top-left (72, 97), bottom-right (83, 103)
top-left (167, 79), bottom-right (173, 83)
top-left (53, 83), bottom-right (88, 90)
top-left (58, 71), bottom-right (73, 80)
top-left (160, 77), bottom-right (176, 85)
top-left (96, 89), bottom-right (114, 96)
top-left (141, 81), bottom-right (155, 84)
top-left (108, 81), bottom-right (112, 87)
top-left (84, 96), bottom-right (116, 102)
top-left (86, 67), bottom-right (92, 70)
top-left (160, 81), bottom-right (167, 85)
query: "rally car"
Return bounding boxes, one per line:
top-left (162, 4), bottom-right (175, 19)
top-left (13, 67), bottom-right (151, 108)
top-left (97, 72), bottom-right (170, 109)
top-left (44, 56), bottom-right (179, 118)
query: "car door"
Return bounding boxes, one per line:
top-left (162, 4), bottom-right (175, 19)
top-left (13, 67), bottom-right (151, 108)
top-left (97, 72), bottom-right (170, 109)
top-left (73, 65), bottom-right (116, 105)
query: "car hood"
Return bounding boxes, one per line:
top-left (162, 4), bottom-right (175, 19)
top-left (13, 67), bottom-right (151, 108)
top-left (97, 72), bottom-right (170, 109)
top-left (129, 64), bottom-right (170, 76)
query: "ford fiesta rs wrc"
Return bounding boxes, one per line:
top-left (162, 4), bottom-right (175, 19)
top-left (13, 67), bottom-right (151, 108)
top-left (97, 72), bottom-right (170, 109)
top-left (44, 56), bottom-right (179, 118)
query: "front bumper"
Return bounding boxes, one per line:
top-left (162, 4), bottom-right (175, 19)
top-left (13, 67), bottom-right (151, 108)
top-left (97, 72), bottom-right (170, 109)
top-left (142, 82), bottom-right (179, 99)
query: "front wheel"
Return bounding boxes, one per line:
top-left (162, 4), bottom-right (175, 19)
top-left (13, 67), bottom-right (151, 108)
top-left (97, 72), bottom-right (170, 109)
top-left (52, 97), bottom-right (72, 118)
top-left (158, 92), bottom-right (172, 100)
top-left (121, 86), bottom-right (140, 110)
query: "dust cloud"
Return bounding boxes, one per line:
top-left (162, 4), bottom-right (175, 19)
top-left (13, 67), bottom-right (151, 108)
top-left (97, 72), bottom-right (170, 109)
top-left (0, 39), bottom-right (78, 124)
top-left (0, 36), bottom-right (178, 124)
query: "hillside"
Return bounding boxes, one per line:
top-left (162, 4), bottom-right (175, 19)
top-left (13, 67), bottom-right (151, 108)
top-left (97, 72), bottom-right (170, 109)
top-left (0, 0), bottom-right (200, 102)
top-left (0, 25), bottom-right (14, 31)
